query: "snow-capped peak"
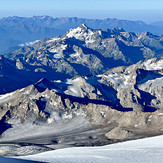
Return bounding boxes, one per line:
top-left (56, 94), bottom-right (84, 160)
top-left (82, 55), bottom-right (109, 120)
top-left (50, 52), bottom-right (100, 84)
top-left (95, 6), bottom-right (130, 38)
top-left (66, 24), bottom-right (93, 40)
top-left (79, 23), bottom-right (88, 30)
top-left (19, 40), bottom-right (40, 47)
top-left (143, 57), bottom-right (163, 70)
top-left (111, 26), bottom-right (125, 33)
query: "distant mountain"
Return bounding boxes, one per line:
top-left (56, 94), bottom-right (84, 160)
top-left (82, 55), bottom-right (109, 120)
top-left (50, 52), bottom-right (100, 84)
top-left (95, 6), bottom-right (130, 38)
top-left (151, 21), bottom-right (163, 28)
top-left (1, 24), bottom-right (163, 94)
top-left (0, 18), bottom-right (65, 54)
top-left (0, 39), bottom-right (22, 54)
top-left (1, 16), bottom-right (163, 54)
top-left (1, 17), bottom-right (163, 158)
top-left (0, 55), bottom-right (37, 94)
top-left (1, 16), bottom-right (163, 34)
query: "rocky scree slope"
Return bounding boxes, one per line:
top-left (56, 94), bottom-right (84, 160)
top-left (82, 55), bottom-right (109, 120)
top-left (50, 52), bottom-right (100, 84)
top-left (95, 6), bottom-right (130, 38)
top-left (0, 57), bottom-right (163, 156)
top-left (2, 24), bottom-right (163, 94)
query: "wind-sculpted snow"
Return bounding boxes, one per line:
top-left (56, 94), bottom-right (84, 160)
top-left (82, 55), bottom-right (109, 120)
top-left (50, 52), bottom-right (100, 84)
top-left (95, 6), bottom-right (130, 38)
top-left (143, 58), bottom-right (163, 70)
top-left (17, 135), bottom-right (163, 163)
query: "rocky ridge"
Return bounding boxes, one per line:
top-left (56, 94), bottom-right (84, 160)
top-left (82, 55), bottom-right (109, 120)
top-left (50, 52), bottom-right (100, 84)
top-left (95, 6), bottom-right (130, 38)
top-left (1, 24), bottom-right (163, 94)
top-left (2, 16), bottom-right (163, 55)
top-left (0, 57), bottom-right (163, 156)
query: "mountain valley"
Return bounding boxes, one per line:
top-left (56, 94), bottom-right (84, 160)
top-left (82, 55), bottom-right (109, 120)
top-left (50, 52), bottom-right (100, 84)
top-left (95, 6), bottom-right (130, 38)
top-left (0, 57), bottom-right (163, 156)
top-left (0, 22), bottom-right (163, 157)
top-left (1, 24), bottom-right (163, 94)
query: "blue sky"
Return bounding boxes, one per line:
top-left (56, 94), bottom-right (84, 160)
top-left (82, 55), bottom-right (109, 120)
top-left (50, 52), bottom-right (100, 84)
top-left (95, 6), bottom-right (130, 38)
top-left (0, 0), bottom-right (163, 23)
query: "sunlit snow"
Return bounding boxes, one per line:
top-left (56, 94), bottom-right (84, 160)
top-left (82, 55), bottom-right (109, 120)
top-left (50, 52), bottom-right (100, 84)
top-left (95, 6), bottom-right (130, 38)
top-left (17, 135), bottom-right (163, 163)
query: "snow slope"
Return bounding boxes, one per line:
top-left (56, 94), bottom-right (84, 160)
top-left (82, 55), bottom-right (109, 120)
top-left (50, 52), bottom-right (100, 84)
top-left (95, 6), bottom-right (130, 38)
top-left (0, 156), bottom-right (41, 163)
top-left (17, 135), bottom-right (163, 163)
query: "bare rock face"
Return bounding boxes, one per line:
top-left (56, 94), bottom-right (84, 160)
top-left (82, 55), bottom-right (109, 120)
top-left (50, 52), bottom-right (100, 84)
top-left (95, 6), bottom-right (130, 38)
top-left (0, 22), bottom-right (163, 157)
top-left (7, 24), bottom-right (163, 71)
top-left (105, 127), bottom-right (134, 140)
top-left (1, 24), bottom-right (163, 95)
top-left (0, 57), bottom-right (163, 156)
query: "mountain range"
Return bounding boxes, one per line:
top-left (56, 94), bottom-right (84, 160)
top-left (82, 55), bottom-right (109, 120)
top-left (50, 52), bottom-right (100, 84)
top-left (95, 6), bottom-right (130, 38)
top-left (1, 16), bottom-right (163, 54)
top-left (151, 21), bottom-right (163, 28)
top-left (0, 56), bottom-right (163, 156)
top-left (0, 23), bottom-right (163, 94)
top-left (0, 22), bottom-right (163, 157)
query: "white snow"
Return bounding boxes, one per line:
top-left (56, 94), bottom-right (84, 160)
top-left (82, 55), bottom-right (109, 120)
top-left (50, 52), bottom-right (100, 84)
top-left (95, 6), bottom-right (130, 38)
top-left (0, 92), bottom-right (15, 104)
top-left (53, 80), bottom-right (62, 83)
top-left (143, 59), bottom-right (163, 70)
top-left (17, 135), bottom-right (163, 163)
top-left (67, 27), bottom-right (82, 38)
top-left (70, 52), bottom-right (80, 57)
top-left (49, 48), bottom-right (57, 53)
top-left (60, 44), bottom-right (67, 50)
top-left (64, 78), bottom-right (83, 97)
top-left (53, 53), bottom-right (64, 59)
top-left (19, 40), bottom-right (40, 47)
top-left (64, 77), bottom-right (94, 98)
top-left (0, 115), bottom-right (89, 142)
top-left (0, 156), bottom-right (35, 163)
top-left (85, 38), bottom-right (95, 44)
top-left (46, 37), bottom-right (60, 43)
top-left (138, 77), bottom-right (163, 91)
top-left (49, 44), bottom-right (67, 58)
top-left (99, 74), bottom-right (132, 91)
top-left (66, 26), bottom-right (95, 45)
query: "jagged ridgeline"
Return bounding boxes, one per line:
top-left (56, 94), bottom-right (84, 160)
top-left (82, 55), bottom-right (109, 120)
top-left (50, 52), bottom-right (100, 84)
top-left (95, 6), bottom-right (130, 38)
top-left (1, 16), bottom-right (163, 54)
top-left (0, 24), bottom-right (163, 156)
top-left (1, 24), bottom-right (163, 94)
top-left (0, 57), bottom-right (163, 156)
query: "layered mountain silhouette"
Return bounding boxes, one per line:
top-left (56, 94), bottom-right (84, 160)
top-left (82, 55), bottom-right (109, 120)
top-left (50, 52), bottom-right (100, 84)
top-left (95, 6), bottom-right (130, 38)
top-left (0, 22), bottom-right (163, 157)
top-left (0, 57), bottom-right (163, 156)
top-left (0, 24), bottom-right (163, 94)
top-left (1, 16), bottom-right (163, 54)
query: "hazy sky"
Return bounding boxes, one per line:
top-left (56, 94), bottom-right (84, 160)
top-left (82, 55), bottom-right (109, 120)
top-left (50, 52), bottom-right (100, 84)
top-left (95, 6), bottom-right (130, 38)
top-left (0, 0), bottom-right (163, 23)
